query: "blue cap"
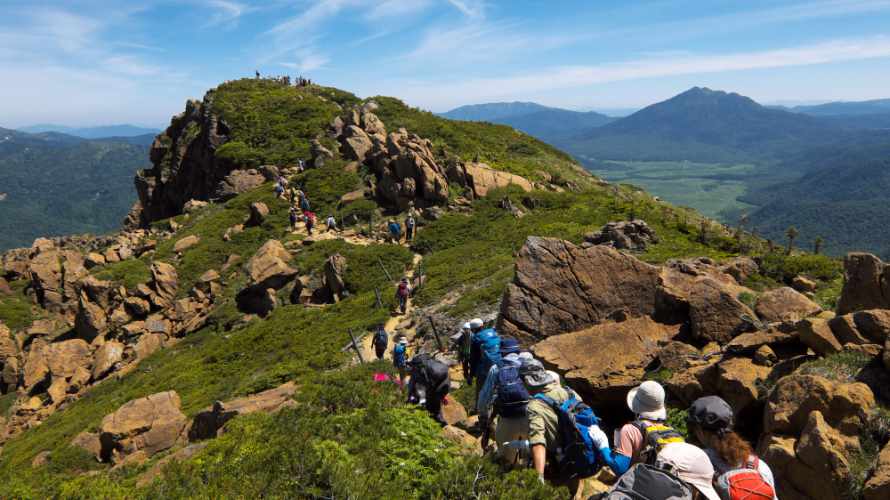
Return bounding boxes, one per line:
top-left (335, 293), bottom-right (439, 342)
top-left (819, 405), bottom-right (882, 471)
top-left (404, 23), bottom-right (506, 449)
top-left (499, 337), bottom-right (520, 355)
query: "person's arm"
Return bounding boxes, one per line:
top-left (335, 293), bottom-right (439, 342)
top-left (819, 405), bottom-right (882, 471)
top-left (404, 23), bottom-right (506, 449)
top-left (532, 444), bottom-right (546, 476)
top-left (476, 366), bottom-right (498, 420)
top-left (598, 447), bottom-right (632, 475)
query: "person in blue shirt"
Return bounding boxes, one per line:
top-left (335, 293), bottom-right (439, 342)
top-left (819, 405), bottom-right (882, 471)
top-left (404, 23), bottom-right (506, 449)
top-left (476, 338), bottom-right (533, 466)
top-left (392, 337), bottom-right (409, 387)
top-left (388, 219), bottom-right (402, 243)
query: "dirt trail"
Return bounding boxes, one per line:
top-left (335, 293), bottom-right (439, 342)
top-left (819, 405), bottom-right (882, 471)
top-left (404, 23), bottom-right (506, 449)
top-left (358, 252), bottom-right (423, 362)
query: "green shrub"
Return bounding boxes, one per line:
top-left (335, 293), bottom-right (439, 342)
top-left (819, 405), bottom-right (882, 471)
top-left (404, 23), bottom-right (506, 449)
top-left (92, 258), bottom-right (152, 289)
top-left (758, 253), bottom-right (842, 284)
top-left (798, 351), bottom-right (872, 383)
top-left (0, 279), bottom-right (34, 330)
top-left (737, 291), bottom-right (758, 310)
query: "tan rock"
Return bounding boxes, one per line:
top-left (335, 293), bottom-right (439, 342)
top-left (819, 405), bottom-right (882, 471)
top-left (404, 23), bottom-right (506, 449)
top-left (23, 342), bottom-right (50, 390)
top-left (828, 314), bottom-right (871, 345)
top-left (188, 382), bottom-right (297, 440)
top-left (85, 253), bottom-right (106, 269)
top-left (151, 262), bottom-right (178, 303)
top-left (462, 162), bottom-right (533, 198)
top-left (71, 431), bottom-right (102, 461)
top-left (92, 341), bottom-right (124, 380)
top-left (44, 339), bottom-right (92, 379)
top-left (69, 365), bottom-right (92, 392)
top-left (223, 224), bottom-right (244, 241)
top-left (124, 296), bottom-right (151, 318)
top-left (245, 202), bottom-right (269, 227)
top-left (657, 341), bottom-right (700, 371)
top-left (31, 450), bottom-right (51, 468)
top-left (74, 292), bottom-right (107, 341)
top-left (441, 425), bottom-right (480, 455)
top-left (244, 240), bottom-right (296, 290)
top-left (753, 345), bottom-right (777, 366)
top-left (798, 318), bottom-right (842, 356)
top-left (792, 275), bottom-right (817, 293)
top-left (441, 398), bottom-right (468, 427)
top-left (715, 357), bottom-right (770, 413)
top-left (135, 333), bottom-right (165, 360)
top-left (47, 376), bottom-right (70, 404)
top-left (99, 391), bottom-right (188, 463)
top-left (837, 253), bottom-right (890, 314)
top-left (852, 309), bottom-right (890, 343)
top-left (792, 411), bottom-right (852, 500)
top-left (532, 317), bottom-right (680, 406)
top-left (686, 278), bottom-right (755, 343)
top-left (173, 235), bottom-right (200, 254)
top-left (865, 440), bottom-right (890, 500)
top-left (764, 374), bottom-right (874, 437)
top-left (755, 287), bottom-right (822, 323)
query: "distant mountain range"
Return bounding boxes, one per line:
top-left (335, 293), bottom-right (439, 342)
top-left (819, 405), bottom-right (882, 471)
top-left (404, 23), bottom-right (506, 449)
top-left (17, 124), bottom-right (161, 139)
top-left (440, 102), bottom-right (615, 145)
top-left (0, 127), bottom-right (151, 250)
top-left (785, 98), bottom-right (890, 116)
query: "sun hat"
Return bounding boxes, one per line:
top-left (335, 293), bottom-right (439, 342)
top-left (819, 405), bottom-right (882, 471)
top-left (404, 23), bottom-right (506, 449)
top-left (520, 359), bottom-right (556, 389)
top-left (655, 442), bottom-right (720, 500)
top-left (499, 337), bottom-right (521, 355)
top-left (468, 318), bottom-right (484, 329)
top-left (688, 396), bottom-right (734, 433)
top-left (627, 380), bottom-right (667, 421)
top-left (462, 322), bottom-right (471, 330)
top-left (398, 337), bottom-right (408, 345)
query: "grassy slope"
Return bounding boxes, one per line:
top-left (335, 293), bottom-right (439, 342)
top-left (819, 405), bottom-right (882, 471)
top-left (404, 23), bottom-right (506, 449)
top-left (0, 79), bottom-right (845, 498)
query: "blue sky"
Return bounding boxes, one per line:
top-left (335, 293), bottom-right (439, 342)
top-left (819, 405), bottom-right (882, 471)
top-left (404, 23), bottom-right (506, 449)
top-left (4, 0), bottom-right (890, 127)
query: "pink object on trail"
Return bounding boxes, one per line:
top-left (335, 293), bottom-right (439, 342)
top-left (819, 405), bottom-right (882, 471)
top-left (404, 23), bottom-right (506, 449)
top-left (373, 373), bottom-right (392, 382)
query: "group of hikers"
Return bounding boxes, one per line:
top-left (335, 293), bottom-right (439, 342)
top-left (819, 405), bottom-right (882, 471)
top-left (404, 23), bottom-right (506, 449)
top-left (387, 213), bottom-right (417, 243)
top-left (277, 177), bottom-right (339, 236)
top-left (389, 319), bottom-right (778, 500)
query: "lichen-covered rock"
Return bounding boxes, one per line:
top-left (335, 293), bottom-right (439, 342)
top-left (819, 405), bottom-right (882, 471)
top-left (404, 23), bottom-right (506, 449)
top-left (584, 219), bottom-right (659, 251)
top-left (92, 341), bottom-right (124, 380)
top-left (755, 287), bottom-right (821, 323)
top-left (798, 318), bottom-right (842, 356)
top-left (173, 235), bottom-right (200, 254)
top-left (764, 374), bottom-right (874, 437)
top-left (245, 202), bottom-right (269, 227)
top-left (188, 382), bottom-right (297, 440)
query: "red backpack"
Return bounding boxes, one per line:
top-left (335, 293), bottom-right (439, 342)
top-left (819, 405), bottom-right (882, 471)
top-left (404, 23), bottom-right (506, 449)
top-left (714, 456), bottom-right (775, 500)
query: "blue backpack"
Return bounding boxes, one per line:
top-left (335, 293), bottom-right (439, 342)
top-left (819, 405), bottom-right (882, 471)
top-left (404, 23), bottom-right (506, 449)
top-left (495, 361), bottom-right (529, 418)
top-left (393, 344), bottom-right (407, 368)
top-left (533, 393), bottom-right (601, 479)
top-left (474, 329), bottom-right (501, 378)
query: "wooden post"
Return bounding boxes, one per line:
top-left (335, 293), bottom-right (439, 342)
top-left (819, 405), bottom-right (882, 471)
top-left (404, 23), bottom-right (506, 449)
top-left (377, 256), bottom-right (393, 282)
top-left (374, 287), bottom-right (383, 308)
top-left (428, 317), bottom-right (445, 352)
top-left (349, 328), bottom-right (365, 363)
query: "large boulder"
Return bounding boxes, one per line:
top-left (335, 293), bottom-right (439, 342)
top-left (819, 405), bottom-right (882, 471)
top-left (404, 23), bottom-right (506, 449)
top-left (686, 279), bottom-right (755, 343)
top-left (99, 391), bottom-right (188, 464)
top-left (714, 357), bottom-right (770, 415)
top-left (764, 374), bottom-right (874, 437)
top-left (92, 341), bottom-right (124, 380)
top-left (865, 441), bottom-right (890, 500)
top-left (499, 237), bottom-right (662, 341)
top-left (150, 262), bottom-right (178, 304)
top-left (791, 411), bottom-right (854, 500)
top-left (755, 287), bottom-right (822, 323)
top-left (584, 220), bottom-right (659, 251)
top-left (837, 253), bottom-right (890, 314)
top-left (322, 254), bottom-right (348, 303)
top-left (214, 169), bottom-right (266, 201)
top-left (341, 125), bottom-right (374, 162)
top-left (532, 317), bottom-right (680, 406)
top-left (245, 202), bottom-right (269, 228)
top-left (798, 318), bottom-right (843, 356)
top-left (74, 292), bottom-right (108, 342)
top-left (188, 382), bottom-right (296, 440)
top-left (173, 235), bottom-right (200, 254)
top-left (459, 162), bottom-right (533, 198)
top-left (243, 240), bottom-right (296, 291)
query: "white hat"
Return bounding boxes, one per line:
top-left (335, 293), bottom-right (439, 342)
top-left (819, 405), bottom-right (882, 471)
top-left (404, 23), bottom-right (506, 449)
top-left (655, 442), bottom-right (720, 500)
top-left (398, 337), bottom-right (408, 345)
top-left (462, 322), bottom-right (471, 330)
top-left (469, 318), bottom-right (484, 329)
top-left (627, 381), bottom-right (667, 421)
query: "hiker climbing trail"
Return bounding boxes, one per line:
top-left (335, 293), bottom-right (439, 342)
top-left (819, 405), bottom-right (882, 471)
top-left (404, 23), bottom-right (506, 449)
top-left (358, 252), bottom-right (423, 362)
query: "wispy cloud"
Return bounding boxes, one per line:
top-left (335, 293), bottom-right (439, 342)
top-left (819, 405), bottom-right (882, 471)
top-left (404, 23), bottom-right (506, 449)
top-left (203, 0), bottom-right (249, 28)
top-left (446, 0), bottom-right (486, 19)
top-left (391, 35), bottom-right (890, 109)
top-left (365, 0), bottom-right (433, 20)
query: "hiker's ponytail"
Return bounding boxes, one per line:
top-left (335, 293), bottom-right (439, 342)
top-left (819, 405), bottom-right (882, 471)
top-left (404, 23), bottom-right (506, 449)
top-left (711, 429), bottom-right (752, 467)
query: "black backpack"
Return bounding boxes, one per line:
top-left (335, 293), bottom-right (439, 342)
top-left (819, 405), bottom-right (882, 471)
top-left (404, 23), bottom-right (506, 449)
top-left (494, 362), bottom-right (529, 417)
top-left (603, 463), bottom-right (695, 500)
top-left (373, 329), bottom-right (388, 347)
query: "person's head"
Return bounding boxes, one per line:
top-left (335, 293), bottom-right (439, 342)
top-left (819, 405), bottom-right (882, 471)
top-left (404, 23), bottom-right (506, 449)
top-left (655, 442), bottom-right (720, 500)
top-left (398, 337), bottom-right (408, 346)
top-left (468, 318), bottom-right (484, 333)
top-left (627, 380), bottom-right (667, 421)
top-left (687, 396), bottom-right (752, 467)
top-left (462, 321), bottom-right (471, 332)
top-left (499, 337), bottom-right (521, 356)
top-left (520, 359), bottom-right (557, 392)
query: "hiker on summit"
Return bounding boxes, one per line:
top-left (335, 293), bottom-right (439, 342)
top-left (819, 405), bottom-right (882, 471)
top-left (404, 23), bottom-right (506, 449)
top-left (591, 380), bottom-right (684, 476)
top-left (476, 337), bottom-right (532, 467)
top-left (395, 278), bottom-right (411, 314)
top-left (372, 324), bottom-right (388, 360)
top-left (388, 219), bottom-right (402, 243)
top-left (393, 337), bottom-right (409, 386)
top-left (687, 396), bottom-right (777, 500)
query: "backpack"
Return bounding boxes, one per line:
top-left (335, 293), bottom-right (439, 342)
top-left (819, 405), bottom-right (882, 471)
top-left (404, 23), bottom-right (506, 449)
top-left (474, 329), bottom-right (501, 378)
top-left (632, 420), bottom-right (685, 465)
top-left (494, 361), bottom-right (529, 418)
top-left (604, 463), bottom-right (695, 500)
top-left (714, 456), bottom-right (776, 500)
top-left (397, 282), bottom-right (410, 298)
top-left (373, 329), bottom-right (388, 347)
top-left (533, 393), bottom-right (601, 479)
top-left (393, 344), bottom-right (407, 367)
top-left (406, 216), bottom-right (415, 228)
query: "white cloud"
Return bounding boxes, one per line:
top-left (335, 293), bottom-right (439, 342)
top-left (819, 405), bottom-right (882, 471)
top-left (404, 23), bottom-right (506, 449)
top-left (203, 0), bottom-right (249, 27)
top-left (389, 35), bottom-right (890, 110)
top-left (365, 0), bottom-right (433, 20)
top-left (281, 49), bottom-right (330, 72)
top-left (446, 0), bottom-right (485, 19)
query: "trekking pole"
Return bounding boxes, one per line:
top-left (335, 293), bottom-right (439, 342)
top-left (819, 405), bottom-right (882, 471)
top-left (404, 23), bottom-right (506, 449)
top-left (377, 256), bottom-right (393, 282)
top-left (428, 317), bottom-right (445, 352)
top-left (348, 328), bottom-right (365, 363)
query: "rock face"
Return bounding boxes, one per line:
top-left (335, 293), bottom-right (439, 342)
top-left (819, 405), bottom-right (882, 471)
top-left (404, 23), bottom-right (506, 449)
top-left (584, 220), bottom-right (659, 251)
top-left (134, 97), bottom-right (232, 226)
top-left (764, 374), bottom-right (873, 437)
top-left (837, 252), bottom-right (890, 314)
top-left (532, 317), bottom-right (680, 406)
top-left (755, 287), bottom-right (822, 323)
top-left (188, 382), bottom-right (297, 440)
top-left (215, 169), bottom-right (266, 201)
top-left (321, 254), bottom-right (348, 303)
top-left (451, 162), bottom-right (533, 198)
top-left (236, 240), bottom-right (297, 315)
top-left (99, 391), bottom-right (188, 464)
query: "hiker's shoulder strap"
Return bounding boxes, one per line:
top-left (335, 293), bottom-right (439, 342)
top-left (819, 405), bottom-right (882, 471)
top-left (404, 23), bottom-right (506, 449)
top-left (746, 455), bottom-right (760, 470)
top-left (532, 393), bottom-right (557, 408)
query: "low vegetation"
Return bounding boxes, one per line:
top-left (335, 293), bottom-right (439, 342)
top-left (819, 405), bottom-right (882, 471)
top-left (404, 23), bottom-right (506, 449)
top-left (0, 279), bottom-right (34, 330)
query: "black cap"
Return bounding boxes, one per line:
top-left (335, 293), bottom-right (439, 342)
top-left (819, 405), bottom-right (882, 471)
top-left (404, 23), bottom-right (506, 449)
top-left (688, 396), bottom-right (734, 432)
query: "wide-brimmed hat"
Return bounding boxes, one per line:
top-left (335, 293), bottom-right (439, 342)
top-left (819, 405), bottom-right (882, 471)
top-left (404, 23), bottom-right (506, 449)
top-left (656, 442), bottom-right (720, 500)
top-left (520, 359), bottom-right (556, 388)
top-left (398, 337), bottom-right (408, 345)
top-left (469, 318), bottom-right (484, 329)
top-left (627, 381), bottom-right (667, 421)
top-left (688, 395), bottom-right (734, 433)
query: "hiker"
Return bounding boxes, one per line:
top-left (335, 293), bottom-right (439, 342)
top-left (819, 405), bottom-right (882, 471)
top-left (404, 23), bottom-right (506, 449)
top-left (502, 360), bottom-right (601, 493)
top-left (406, 353), bottom-right (451, 425)
top-left (298, 159), bottom-right (305, 172)
top-left (388, 219), bottom-right (402, 243)
top-left (304, 211), bottom-right (316, 235)
top-left (405, 214), bottom-right (416, 241)
top-left (687, 396), bottom-right (777, 500)
top-left (450, 322), bottom-right (474, 381)
top-left (393, 337), bottom-right (408, 386)
top-left (372, 324), bottom-right (389, 360)
top-left (255, 69), bottom-right (260, 78)
top-left (300, 194), bottom-right (311, 212)
top-left (469, 321), bottom-right (499, 399)
top-left (602, 441), bottom-right (721, 500)
top-left (275, 179), bottom-right (286, 198)
top-left (289, 206), bottom-right (299, 231)
top-left (476, 337), bottom-right (532, 466)
top-left (395, 278), bottom-right (411, 314)
top-left (593, 380), bottom-right (684, 476)
top-left (326, 214), bottom-right (338, 232)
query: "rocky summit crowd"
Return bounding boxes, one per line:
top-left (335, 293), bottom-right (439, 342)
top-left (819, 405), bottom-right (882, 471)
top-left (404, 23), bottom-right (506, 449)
top-left (393, 319), bottom-right (779, 500)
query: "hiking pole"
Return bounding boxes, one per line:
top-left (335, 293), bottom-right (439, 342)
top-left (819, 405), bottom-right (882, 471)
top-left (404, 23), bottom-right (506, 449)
top-left (348, 328), bottom-right (365, 363)
top-left (427, 317), bottom-right (445, 352)
top-left (377, 256), bottom-right (393, 282)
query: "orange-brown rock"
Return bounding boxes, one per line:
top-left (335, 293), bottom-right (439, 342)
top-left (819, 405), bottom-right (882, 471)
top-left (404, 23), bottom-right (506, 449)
top-left (755, 287), bottom-right (821, 323)
top-left (714, 357), bottom-right (770, 414)
top-left (798, 318), bottom-right (842, 356)
top-left (865, 441), bottom-right (890, 500)
top-left (92, 341), bottom-right (124, 380)
top-left (188, 382), bottom-right (296, 440)
top-left (764, 374), bottom-right (874, 437)
top-left (460, 162), bottom-right (533, 198)
top-left (837, 252), bottom-right (890, 314)
top-left (99, 391), bottom-right (188, 463)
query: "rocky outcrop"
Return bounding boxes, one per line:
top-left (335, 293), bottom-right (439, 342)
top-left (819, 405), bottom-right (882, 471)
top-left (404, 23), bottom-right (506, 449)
top-left (188, 382), bottom-right (297, 440)
top-left (533, 317), bottom-right (680, 406)
top-left (245, 202), bottom-right (269, 228)
top-left (134, 96), bottom-right (232, 226)
top-left (99, 391), bottom-right (188, 464)
top-left (865, 441), bottom-right (890, 500)
top-left (448, 161), bottom-right (533, 198)
top-left (236, 240), bottom-right (297, 316)
top-left (837, 252), bottom-right (890, 314)
top-left (754, 287), bottom-right (822, 323)
top-left (215, 169), bottom-right (266, 201)
top-left (584, 220), bottom-right (658, 251)
top-left (321, 254), bottom-right (348, 303)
